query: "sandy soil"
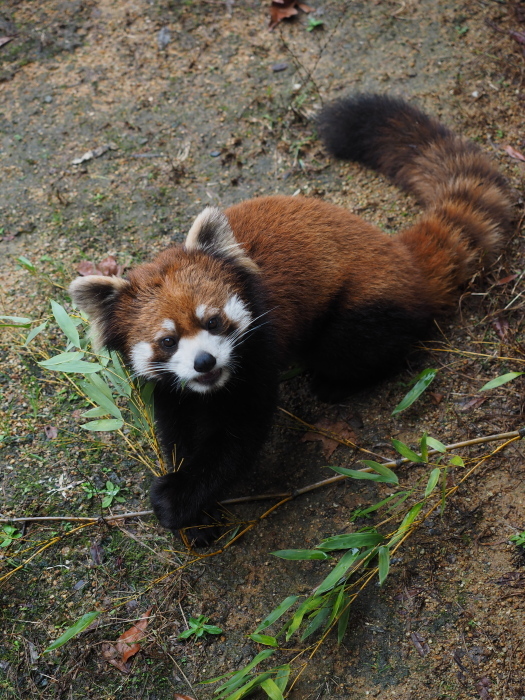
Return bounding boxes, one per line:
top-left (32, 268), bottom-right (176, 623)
top-left (1, 1), bottom-right (524, 698)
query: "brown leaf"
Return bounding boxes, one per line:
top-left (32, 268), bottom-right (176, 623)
top-left (0, 37), bottom-right (13, 49)
top-left (475, 677), bottom-right (492, 700)
top-left (44, 425), bottom-right (58, 440)
top-left (410, 631), bottom-right (430, 657)
top-left (491, 316), bottom-right (509, 340)
top-left (503, 144), bottom-right (525, 162)
top-left (301, 418), bottom-right (356, 458)
top-left (429, 391), bottom-right (444, 405)
top-left (174, 695), bottom-right (197, 700)
top-left (76, 260), bottom-right (98, 276)
top-left (90, 541), bottom-right (104, 565)
top-left (495, 273), bottom-right (518, 285)
top-left (102, 608), bottom-right (153, 672)
top-left (97, 255), bottom-right (122, 277)
top-left (509, 28), bottom-right (525, 46)
top-left (269, 0), bottom-right (313, 30)
top-left (459, 396), bottom-right (486, 412)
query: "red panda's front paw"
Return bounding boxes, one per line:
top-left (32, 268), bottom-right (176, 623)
top-left (149, 472), bottom-right (221, 545)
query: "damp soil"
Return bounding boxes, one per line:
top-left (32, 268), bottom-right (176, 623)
top-left (1, 1), bottom-right (525, 699)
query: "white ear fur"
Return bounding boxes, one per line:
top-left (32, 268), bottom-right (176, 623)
top-left (185, 207), bottom-right (259, 272)
top-left (69, 275), bottom-right (129, 349)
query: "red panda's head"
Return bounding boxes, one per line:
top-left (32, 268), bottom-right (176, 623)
top-left (69, 208), bottom-right (259, 394)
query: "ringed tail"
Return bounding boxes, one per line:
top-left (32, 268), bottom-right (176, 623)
top-left (317, 94), bottom-right (513, 308)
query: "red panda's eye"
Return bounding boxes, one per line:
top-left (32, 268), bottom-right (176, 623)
top-left (161, 337), bottom-right (176, 348)
top-left (207, 316), bottom-right (222, 333)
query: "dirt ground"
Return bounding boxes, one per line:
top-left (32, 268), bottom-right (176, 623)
top-left (1, 1), bottom-right (525, 698)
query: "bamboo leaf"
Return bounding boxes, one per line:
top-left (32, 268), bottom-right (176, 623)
top-left (424, 468), bottom-right (441, 497)
top-left (273, 665), bottom-right (290, 693)
top-left (285, 597), bottom-right (323, 641)
top-left (480, 371), bottom-right (524, 391)
top-left (51, 301), bottom-right (80, 348)
top-left (81, 407), bottom-right (110, 418)
top-left (391, 439), bottom-right (424, 463)
top-left (392, 368), bottom-right (437, 415)
top-left (80, 418), bottom-right (123, 431)
top-left (260, 678), bottom-right (284, 700)
top-left (248, 634), bottom-right (278, 647)
top-left (44, 611), bottom-right (101, 653)
top-left (39, 351), bottom-right (84, 366)
top-left (300, 604), bottom-right (331, 640)
top-left (426, 436), bottom-right (447, 453)
top-left (329, 465), bottom-right (398, 483)
top-left (0, 315), bottom-right (32, 328)
top-left (449, 455), bottom-right (464, 467)
top-left (316, 532), bottom-right (384, 552)
top-left (337, 595), bottom-right (351, 644)
top-left (254, 596), bottom-right (299, 634)
top-left (40, 360), bottom-right (103, 374)
top-left (316, 548), bottom-right (362, 595)
top-left (271, 549), bottom-right (330, 561)
top-left (78, 379), bottom-right (122, 419)
top-left (378, 546), bottom-right (390, 585)
top-left (25, 321), bottom-right (48, 345)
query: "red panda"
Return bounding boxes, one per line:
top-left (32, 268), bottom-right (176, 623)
top-left (69, 94), bottom-right (512, 545)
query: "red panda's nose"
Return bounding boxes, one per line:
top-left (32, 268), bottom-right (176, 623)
top-left (194, 351), bottom-right (217, 373)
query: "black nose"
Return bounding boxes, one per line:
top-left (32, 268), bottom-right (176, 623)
top-left (194, 351), bottom-right (217, 373)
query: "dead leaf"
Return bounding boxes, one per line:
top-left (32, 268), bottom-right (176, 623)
top-left (491, 316), bottom-right (509, 340)
top-left (301, 418), bottom-right (356, 458)
top-left (90, 541), bottom-right (104, 565)
top-left (502, 144), bottom-right (525, 162)
top-left (429, 391), bottom-right (444, 405)
top-left (509, 28), bottom-right (525, 46)
top-left (174, 695), bottom-right (197, 700)
top-left (410, 631), bottom-right (430, 657)
top-left (72, 144), bottom-right (115, 165)
top-left (44, 425), bottom-right (58, 440)
top-left (494, 273), bottom-right (518, 285)
top-left (459, 396), bottom-right (486, 411)
top-left (0, 37), bottom-right (13, 49)
top-left (475, 677), bottom-right (492, 700)
top-left (76, 255), bottom-right (123, 277)
top-left (269, 0), bottom-right (313, 30)
top-left (102, 608), bottom-right (153, 673)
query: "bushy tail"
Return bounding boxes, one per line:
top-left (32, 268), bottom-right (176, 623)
top-left (317, 94), bottom-right (513, 306)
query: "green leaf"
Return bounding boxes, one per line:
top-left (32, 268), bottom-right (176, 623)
top-left (285, 597), bottom-right (323, 641)
top-left (80, 418), bottom-right (124, 432)
top-left (316, 548), bottom-right (363, 595)
top-left (260, 678), bottom-right (284, 700)
top-left (249, 634), bottom-right (278, 647)
top-left (254, 596), bottom-right (299, 633)
top-left (300, 604), bottom-right (331, 640)
top-left (271, 549), bottom-right (330, 560)
top-left (316, 532), bottom-right (384, 552)
top-left (449, 455), bottom-right (464, 466)
top-left (51, 301), bottom-right (80, 348)
top-left (389, 503), bottom-right (424, 547)
top-left (44, 611), bottom-right (101, 653)
top-left (426, 436), bottom-right (447, 453)
top-left (378, 546), bottom-right (390, 585)
top-left (273, 665), bottom-right (291, 693)
top-left (16, 256), bottom-right (36, 273)
top-left (40, 351), bottom-right (84, 366)
top-left (25, 321), bottom-right (48, 345)
top-left (337, 595), bottom-right (351, 643)
top-left (391, 439), bottom-right (424, 463)
top-left (101, 495), bottom-right (113, 508)
top-left (203, 625), bottom-right (223, 635)
top-left (215, 650), bottom-right (275, 696)
top-left (78, 379), bottom-right (122, 419)
top-left (0, 315), bottom-right (32, 328)
top-left (420, 432), bottom-right (428, 462)
top-left (360, 460), bottom-right (399, 483)
top-left (42, 360), bottom-right (103, 374)
top-left (480, 371), bottom-right (524, 391)
top-left (392, 368), bottom-right (437, 415)
top-left (220, 672), bottom-right (273, 700)
top-left (424, 468), bottom-right (441, 497)
top-left (329, 463), bottom-right (398, 483)
top-left (82, 406), bottom-right (110, 418)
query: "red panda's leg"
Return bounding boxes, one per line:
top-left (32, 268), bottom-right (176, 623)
top-left (307, 301), bottom-right (433, 401)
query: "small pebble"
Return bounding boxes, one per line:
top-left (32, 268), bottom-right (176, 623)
top-left (210, 150), bottom-right (221, 157)
top-left (271, 62), bottom-right (288, 72)
top-left (44, 95), bottom-right (53, 103)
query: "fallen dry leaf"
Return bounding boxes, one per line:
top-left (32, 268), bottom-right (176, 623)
top-left (269, 0), bottom-right (313, 30)
top-left (502, 144), bottom-right (525, 162)
top-left (102, 607), bottom-right (153, 673)
top-left (174, 695), bottom-right (197, 700)
top-left (77, 255), bottom-right (123, 277)
top-left (410, 631), bottom-right (430, 657)
top-left (459, 396), bottom-right (487, 411)
top-left (301, 418), bottom-right (356, 458)
top-left (44, 425), bottom-right (58, 440)
top-left (491, 316), bottom-right (509, 340)
top-left (494, 273), bottom-right (518, 285)
top-left (0, 37), bottom-right (13, 49)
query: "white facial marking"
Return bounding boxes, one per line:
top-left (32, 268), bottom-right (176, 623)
top-left (161, 319), bottom-right (176, 333)
top-left (168, 330), bottom-right (234, 394)
top-left (130, 341), bottom-right (155, 379)
top-left (224, 294), bottom-right (252, 332)
top-left (195, 304), bottom-right (207, 321)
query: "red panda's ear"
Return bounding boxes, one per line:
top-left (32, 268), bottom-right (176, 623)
top-left (69, 275), bottom-right (130, 348)
top-left (185, 207), bottom-right (259, 272)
